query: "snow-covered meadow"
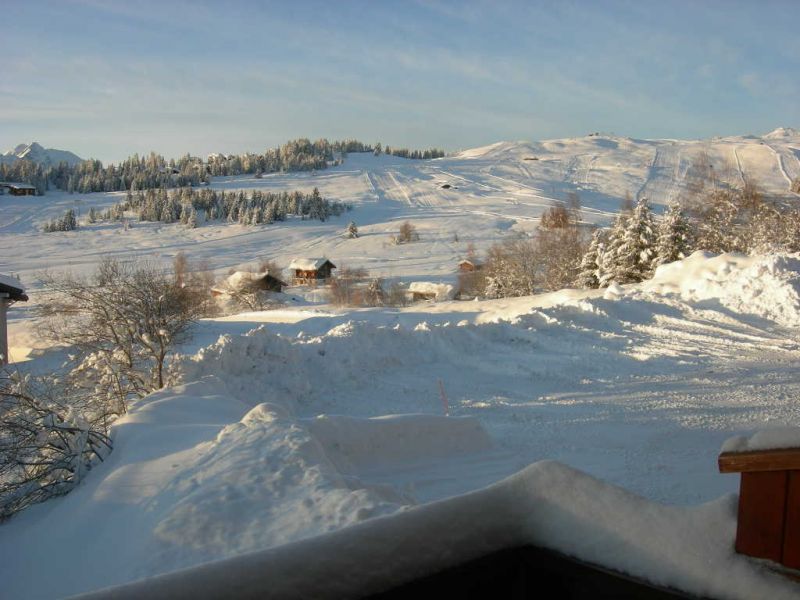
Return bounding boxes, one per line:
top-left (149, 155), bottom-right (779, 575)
top-left (3, 130), bottom-right (800, 598)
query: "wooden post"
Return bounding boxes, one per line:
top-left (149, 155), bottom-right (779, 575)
top-left (0, 296), bottom-right (7, 365)
top-left (719, 448), bottom-right (800, 568)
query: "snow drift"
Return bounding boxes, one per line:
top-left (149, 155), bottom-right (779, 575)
top-left (74, 461), bottom-right (798, 600)
top-left (644, 252), bottom-right (800, 328)
top-left (6, 251), bottom-right (800, 598)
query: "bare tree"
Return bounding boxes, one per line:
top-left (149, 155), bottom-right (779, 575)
top-left (327, 266), bottom-right (369, 306)
top-left (482, 235), bottom-right (539, 298)
top-left (539, 204), bottom-right (571, 229)
top-left (394, 221), bottom-right (420, 244)
top-left (536, 224), bottom-right (587, 291)
top-left (385, 282), bottom-right (409, 307)
top-left (37, 258), bottom-right (203, 415)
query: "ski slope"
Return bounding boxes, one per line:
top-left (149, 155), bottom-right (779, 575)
top-left (1, 128), bottom-right (799, 293)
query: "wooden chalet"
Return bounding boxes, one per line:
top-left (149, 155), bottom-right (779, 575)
top-left (211, 271), bottom-right (287, 297)
top-left (0, 275), bottom-right (28, 365)
top-left (0, 182), bottom-right (36, 196)
top-left (289, 258), bottom-right (336, 286)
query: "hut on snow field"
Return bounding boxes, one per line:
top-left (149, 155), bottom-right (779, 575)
top-left (289, 258), bottom-right (336, 286)
top-left (0, 182), bottom-right (36, 196)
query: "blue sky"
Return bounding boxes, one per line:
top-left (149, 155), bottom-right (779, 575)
top-left (2, 0), bottom-right (798, 162)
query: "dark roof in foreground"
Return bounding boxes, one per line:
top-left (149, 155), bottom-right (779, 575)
top-left (0, 274), bottom-right (28, 302)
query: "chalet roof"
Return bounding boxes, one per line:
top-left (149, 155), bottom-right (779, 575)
top-left (218, 271), bottom-right (286, 292)
top-left (459, 259), bottom-right (480, 266)
top-left (0, 181), bottom-right (36, 190)
top-left (289, 258), bottom-right (336, 271)
top-left (0, 274), bottom-right (28, 301)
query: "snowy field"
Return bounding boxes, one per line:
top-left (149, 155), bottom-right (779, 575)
top-left (3, 130), bottom-right (800, 598)
top-left (2, 128), bottom-right (799, 290)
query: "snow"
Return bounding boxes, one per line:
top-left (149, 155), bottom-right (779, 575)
top-left (763, 127), bottom-right (800, 140)
top-left (288, 258), bottom-right (332, 271)
top-left (220, 270), bottom-right (268, 291)
top-left (3, 129), bottom-right (800, 291)
top-left (306, 414), bottom-right (492, 469)
top-left (722, 427), bottom-right (800, 454)
top-left (408, 281), bottom-right (456, 301)
top-left (0, 273), bottom-right (24, 291)
top-left (0, 141), bottom-right (83, 166)
top-left (4, 136), bottom-right (800, 597)
top-left (645, 252), bottom-right (800, 328)
top-left (73, 462), bottom-right (797, 600)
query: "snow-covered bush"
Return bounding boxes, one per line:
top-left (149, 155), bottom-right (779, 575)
top-left (42, 209), bottom-right (77, 233)
top-left (0, 370), bottom-right (112, 520)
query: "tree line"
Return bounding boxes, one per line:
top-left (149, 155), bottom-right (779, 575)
top-left (1, 138), bottom-right (448, 196)
top-left (373, 143), bottom-right (445, 159)
top-left (462, 175), bottom-right (800, 299)
top-left (109, 186), bottom-right (348, 227)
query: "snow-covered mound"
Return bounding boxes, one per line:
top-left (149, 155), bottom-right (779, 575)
top-left (408, 281), bottom-right (456, 301)
top-left (0, 379), bottom-right (409, 598)
top-left (1, 141), bottom-right (83, 166)
top-left (644, 252), bottom-right (800, 328)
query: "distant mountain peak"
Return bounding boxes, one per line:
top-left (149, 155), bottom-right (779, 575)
top-left (763, 127), bottom-right (799, 139)
top-left (1, 142), bottom-right (83, 166)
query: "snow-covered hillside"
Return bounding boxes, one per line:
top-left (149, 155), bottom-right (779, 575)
top-left (1, 142), bottom-right (83, 167)
top-left (4, 131), bottom-right (800, 598)
top-left (2, 129), bottom-right (799, 295)
top-left (4, 252), bottom-right (800, 598)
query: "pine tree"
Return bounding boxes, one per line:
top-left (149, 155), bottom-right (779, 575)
top-left (617, 196), bottom-right (657, 283)
top-left (654, 202), bottom-right (692, 268)
top-left (597, 212), bottom-right (628, 287)
top-left (346, 221), bottom-right (359, 238)
top-left (576, 229), bottom-right (605, 289)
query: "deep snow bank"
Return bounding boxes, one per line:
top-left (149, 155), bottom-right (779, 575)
top-left (75, 461), bottom-right (798, 600)
top-left (644, 252), bottom-right (800, 328)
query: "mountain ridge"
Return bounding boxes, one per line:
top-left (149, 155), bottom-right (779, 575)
top-left (1, 142), bottom-right (83, 167)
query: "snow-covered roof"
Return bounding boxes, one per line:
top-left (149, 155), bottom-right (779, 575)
top-left (289, 258), bottom-right (335, 271)
top-left (0, 274), bottom-right (23, 290)
top-left (408, 282), bottom-right (456, 301)
top-left (0, 181), bottom-right (36, 190)
top-left (0, 273), bottom-right (27, 301)
top-left (722, 427), bottom-right (800, 454)
top-left (214, 271), bottom-right (285, 293)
